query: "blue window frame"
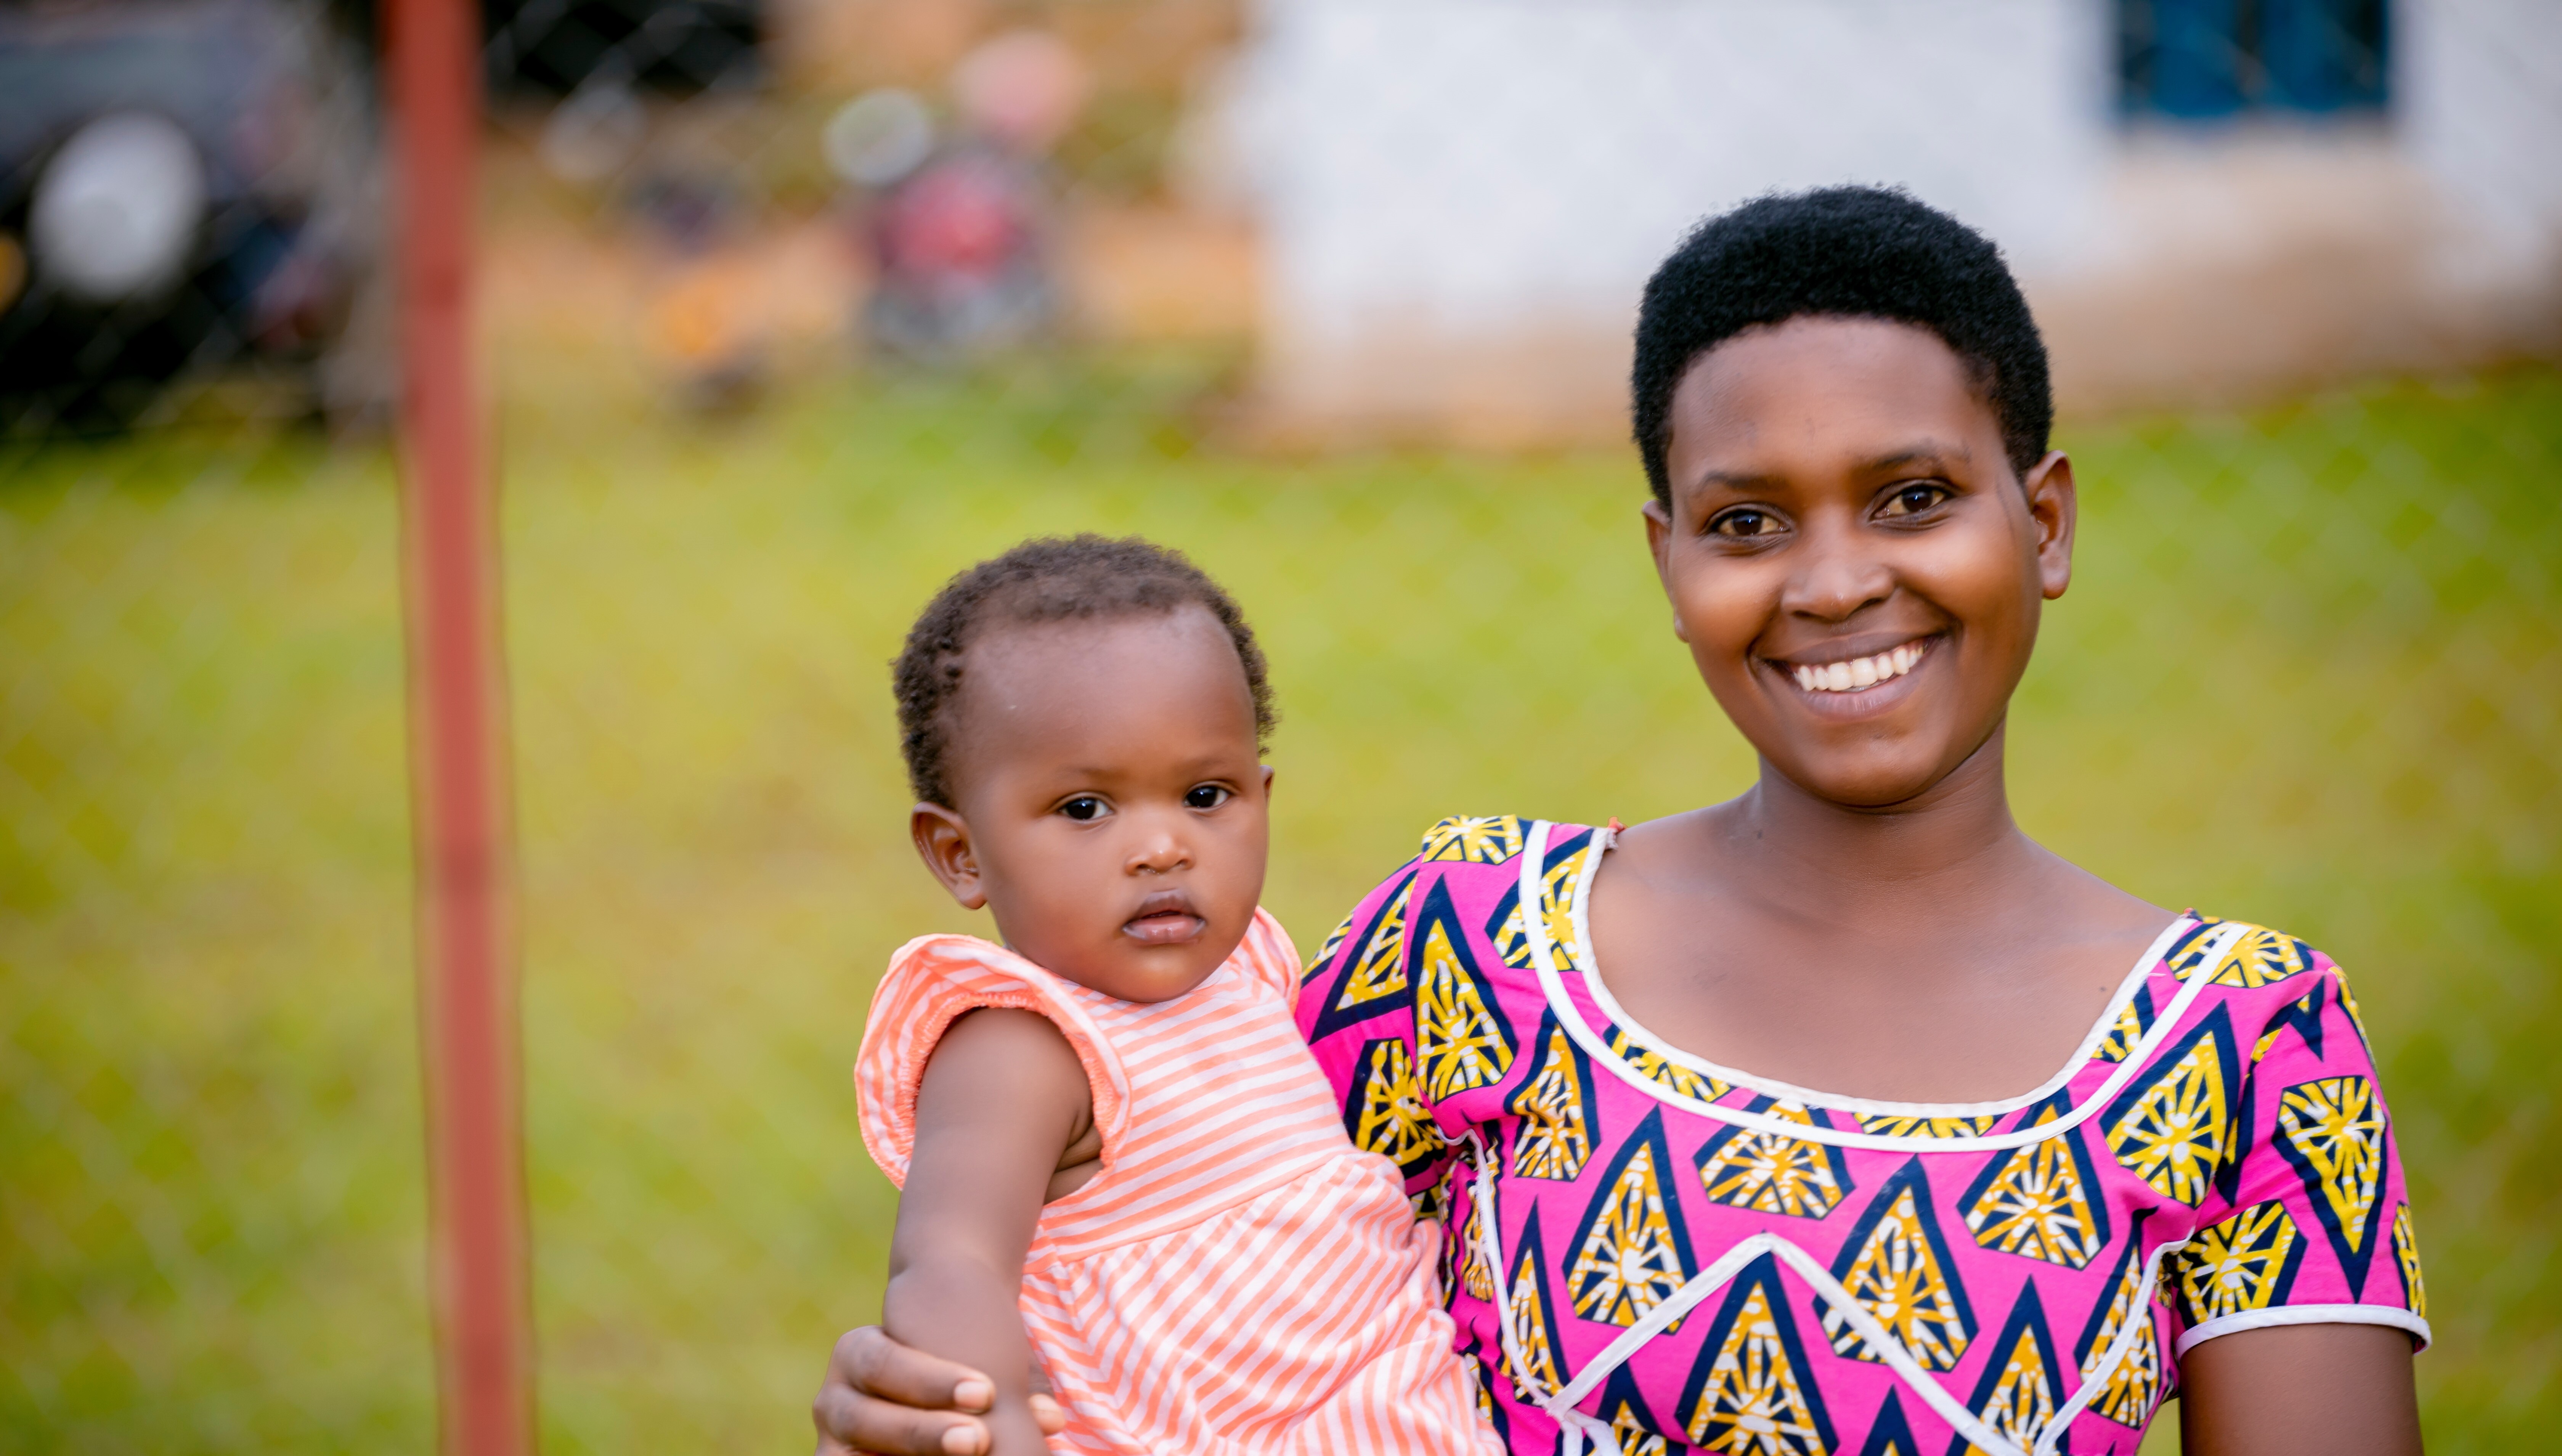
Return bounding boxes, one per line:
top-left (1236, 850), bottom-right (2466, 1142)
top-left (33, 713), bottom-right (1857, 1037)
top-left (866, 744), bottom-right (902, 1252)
top-left (2119, 0), bottom-right (2390, 118)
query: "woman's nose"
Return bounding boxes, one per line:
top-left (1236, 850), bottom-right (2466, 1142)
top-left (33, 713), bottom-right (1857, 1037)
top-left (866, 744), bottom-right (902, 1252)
top-left (1782, 518), bottom-right (1894, 622)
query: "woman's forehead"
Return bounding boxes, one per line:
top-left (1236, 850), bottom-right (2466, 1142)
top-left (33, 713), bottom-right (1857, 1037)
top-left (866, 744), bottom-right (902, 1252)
top-left (1666, 316), bottom-right (2000, 480)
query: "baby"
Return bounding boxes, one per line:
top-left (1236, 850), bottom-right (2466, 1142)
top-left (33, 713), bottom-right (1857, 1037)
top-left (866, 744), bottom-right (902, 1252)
top-left (856, 535), bottom-right (1497, 1455)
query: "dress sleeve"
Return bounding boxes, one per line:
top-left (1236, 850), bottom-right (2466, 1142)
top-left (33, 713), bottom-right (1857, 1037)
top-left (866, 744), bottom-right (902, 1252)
top-left (854, 934), bottom-right (1132, 1188)
top-left (2166, 951), bottom-right (2429, 1357)
top-left (1297, 853), bottom-right (1454, 1199)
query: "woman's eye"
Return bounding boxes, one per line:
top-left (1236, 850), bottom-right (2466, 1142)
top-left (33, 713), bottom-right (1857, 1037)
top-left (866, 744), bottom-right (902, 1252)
top-left (1710, 509), bottom-right (1777, 539)
top-left (1881, 483), bottom-right (1949, 517)
top-left (1184, 784), bottom-right (1231, 810)
top-left (1059, 796), bottom-right (1108, 822)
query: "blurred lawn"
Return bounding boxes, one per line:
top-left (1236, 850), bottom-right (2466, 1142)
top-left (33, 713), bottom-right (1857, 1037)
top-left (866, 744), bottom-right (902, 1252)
top-left (2, 361), bottom-right (2554, 1453)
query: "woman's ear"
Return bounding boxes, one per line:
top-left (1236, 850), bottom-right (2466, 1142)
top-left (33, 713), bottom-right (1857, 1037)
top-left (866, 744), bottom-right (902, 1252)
top-left (910, 803), bottom-right (987, 910)
top-left (2022, 450), bottom-right (2078, 601)
top-left (1642, 498), bottom-right (1689, 642)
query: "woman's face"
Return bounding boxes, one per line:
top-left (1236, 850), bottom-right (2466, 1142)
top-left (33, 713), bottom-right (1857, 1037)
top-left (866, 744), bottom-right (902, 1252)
top-left (1645, 315), bottom-right (2076, 809)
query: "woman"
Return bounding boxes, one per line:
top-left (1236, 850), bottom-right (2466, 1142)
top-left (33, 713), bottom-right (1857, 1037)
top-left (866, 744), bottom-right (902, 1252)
top-left (814, 188), bottom-right (2427, 1456)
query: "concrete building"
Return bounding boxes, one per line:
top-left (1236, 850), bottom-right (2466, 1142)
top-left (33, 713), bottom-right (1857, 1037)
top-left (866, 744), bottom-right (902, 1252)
top-left (1221, 0), bottom-right (2562, 443)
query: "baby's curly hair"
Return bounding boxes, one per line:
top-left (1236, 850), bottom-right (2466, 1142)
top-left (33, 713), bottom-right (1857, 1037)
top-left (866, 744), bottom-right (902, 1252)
top-left (893, 535), bottom-right (1277, 807)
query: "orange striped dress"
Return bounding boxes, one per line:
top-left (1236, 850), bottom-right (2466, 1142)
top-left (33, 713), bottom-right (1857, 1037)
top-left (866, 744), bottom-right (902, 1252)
top-left (857, 909), bottom-right (1500, 1456)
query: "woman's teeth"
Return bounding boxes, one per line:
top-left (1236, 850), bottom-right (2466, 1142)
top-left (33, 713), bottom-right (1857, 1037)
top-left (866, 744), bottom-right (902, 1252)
top-left (1791, 642), bottom-right (1926, 694)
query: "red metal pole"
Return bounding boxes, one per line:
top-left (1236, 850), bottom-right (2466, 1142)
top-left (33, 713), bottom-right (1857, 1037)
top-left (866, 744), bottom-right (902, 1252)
top-left (386, 0), bottom-right (535, 1449)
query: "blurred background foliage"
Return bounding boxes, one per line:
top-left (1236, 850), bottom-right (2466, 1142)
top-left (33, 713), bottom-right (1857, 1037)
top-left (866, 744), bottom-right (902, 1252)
top-left (3, 358), bottom-right (2556, 1452)
top-left (5, 0), bottom-right (2560, 1450)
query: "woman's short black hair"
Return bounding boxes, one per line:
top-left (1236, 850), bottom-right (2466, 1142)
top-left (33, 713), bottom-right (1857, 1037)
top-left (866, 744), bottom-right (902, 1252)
top-left (1631, 186), bottom-right (2052, 504)
top-left (893, 534), bottom-right (1276, 807)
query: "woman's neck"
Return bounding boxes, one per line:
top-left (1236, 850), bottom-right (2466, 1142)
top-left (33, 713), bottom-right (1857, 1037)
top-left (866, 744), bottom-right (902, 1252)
top-left (1713, 721), bottom-right (2044, 919)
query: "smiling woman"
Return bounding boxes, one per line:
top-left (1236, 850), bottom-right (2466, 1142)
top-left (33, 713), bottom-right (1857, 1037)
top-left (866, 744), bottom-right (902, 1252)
top-left (813, 190), bottom-right (2429, 1456)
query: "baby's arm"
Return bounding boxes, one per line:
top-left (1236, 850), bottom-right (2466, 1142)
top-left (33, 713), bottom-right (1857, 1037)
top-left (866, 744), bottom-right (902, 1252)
top-left (884, 1008), bottom-right (1096, 1456)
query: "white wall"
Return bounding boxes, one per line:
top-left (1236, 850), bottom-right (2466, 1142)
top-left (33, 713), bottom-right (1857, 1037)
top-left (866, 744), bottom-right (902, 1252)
top-left (1237, 0), bottom-right (2114, 353)
top-left (2401, 0), bottom-right (2562, 255)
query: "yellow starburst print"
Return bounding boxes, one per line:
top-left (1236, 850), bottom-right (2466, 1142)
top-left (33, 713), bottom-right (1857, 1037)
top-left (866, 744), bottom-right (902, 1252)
top-left (1681, 1260), bottom-right (1836, 1456)
top-left (1567, 1112), bottom-right (1696, 1328)
top-left (2093, 993), bottom-right (2156, 1063)
top-left (2104, 1014), bottom-right (2238, 1207)
top-left (1961, 1132), bottom-right (2109, 1269)
top-left (2173, 1200), bottom-right (2306, 1323)
top-left (1421, 815), bottom-right (1526, 864)
top-left (1415, 917), bottom-right (1515, 1101)
top-left (2209, 926), bottom-right (2315, 987)
top-left (1821, 1163), bottom-right (1976, 1371)
top-left (1695, 1101), bottom-right (1853, 1220)
top-left (1492, 847), bottom-right (1591, 968)
top-left (1331, 875), bottom-right (1414, 1013)
top-left (1508, 1014), bottom-right (1596, 1181)
top-left (2277, 1076), bottom-right (2385, 1259)
top-left (1349, 1037), bottom-right (1444, 1174)
top-left (1957, 1289), bottom-right (2064, 1456)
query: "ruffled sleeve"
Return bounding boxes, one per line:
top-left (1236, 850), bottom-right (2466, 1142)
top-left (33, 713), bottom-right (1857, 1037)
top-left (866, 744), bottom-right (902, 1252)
top-left (2166, 944), bottom-right (2430, 1356)
top-left (854, 934), bottom-right (1133, 1188)
top-left (1229, 906), bottom-right (1306, 1008)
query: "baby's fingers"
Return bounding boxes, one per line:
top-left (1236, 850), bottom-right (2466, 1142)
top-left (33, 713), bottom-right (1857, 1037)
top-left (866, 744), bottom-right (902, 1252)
top-left (1026, 1366), bottom-right (1065, 1437)
top-left (812, 1327), bottom-right (997, 1456)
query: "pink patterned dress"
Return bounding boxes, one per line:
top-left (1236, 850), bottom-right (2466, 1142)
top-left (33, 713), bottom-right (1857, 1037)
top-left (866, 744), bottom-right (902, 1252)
top-left (1299, 817), bottom-right (2428, 1456)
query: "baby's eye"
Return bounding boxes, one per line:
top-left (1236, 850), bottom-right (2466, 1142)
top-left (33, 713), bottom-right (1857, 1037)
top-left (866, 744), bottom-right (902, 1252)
top-left (1879, 483), bottom-right (1949, 517)
top-left (1184, 784), bottom-right (1231, 811)
top-left (1710, 508), bottom-right (1779, 539)
top-left (1059, 796), bottom-right (1109, 822)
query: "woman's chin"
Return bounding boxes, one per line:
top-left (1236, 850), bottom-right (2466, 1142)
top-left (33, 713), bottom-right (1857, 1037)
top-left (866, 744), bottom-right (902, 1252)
top-left (1769, 750), bottom-right (1973, 812)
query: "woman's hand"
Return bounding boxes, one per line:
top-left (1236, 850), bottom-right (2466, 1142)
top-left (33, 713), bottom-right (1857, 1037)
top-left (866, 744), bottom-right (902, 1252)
top-left (811, 1327), bottom-right (1066, 1456)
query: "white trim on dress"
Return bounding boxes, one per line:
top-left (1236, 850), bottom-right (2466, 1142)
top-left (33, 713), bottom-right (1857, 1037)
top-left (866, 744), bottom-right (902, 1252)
top-left (1466, 821), bottom-right (2430, 1455)
top-left (2175, 1304), bottom-right (2432, 1357)
top-left (1519, 819), bottom-right (2248, 1153)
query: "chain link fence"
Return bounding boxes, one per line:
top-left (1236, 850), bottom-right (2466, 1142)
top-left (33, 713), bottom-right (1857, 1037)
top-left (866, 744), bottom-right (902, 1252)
top-left (4, 1), bottom-right (2557, 1453)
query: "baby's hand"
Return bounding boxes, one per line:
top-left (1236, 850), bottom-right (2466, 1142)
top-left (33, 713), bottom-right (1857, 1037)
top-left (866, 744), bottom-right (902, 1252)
top-left (811, 1326), bottom-right (1066, 1456)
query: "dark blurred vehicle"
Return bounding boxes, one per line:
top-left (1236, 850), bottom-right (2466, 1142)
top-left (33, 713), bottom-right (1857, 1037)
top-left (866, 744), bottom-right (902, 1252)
top-left (0, 0), bottom-right (384, 430)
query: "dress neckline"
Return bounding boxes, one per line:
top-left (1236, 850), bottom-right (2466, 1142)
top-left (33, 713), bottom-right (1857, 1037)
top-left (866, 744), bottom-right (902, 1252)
top-left (1517, 819), bottom-right (2224, 1152)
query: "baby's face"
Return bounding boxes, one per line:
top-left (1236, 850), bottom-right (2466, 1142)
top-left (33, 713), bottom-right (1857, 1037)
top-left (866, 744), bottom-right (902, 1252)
top-left (914, 607), bottom-right (1271, 1003)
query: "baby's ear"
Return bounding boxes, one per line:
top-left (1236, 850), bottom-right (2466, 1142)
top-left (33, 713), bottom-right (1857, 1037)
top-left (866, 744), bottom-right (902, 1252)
top-left (1260, 764), bottom-right (1275, 798)
top-left (910, 803), bottom-right (987, 909)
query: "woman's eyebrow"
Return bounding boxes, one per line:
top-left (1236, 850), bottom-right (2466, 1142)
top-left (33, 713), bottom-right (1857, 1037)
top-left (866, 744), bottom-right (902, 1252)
top-left (1690, 468), bottom-right (1785, 493)
top-left (1859, 442), bottom-right (1971, 474)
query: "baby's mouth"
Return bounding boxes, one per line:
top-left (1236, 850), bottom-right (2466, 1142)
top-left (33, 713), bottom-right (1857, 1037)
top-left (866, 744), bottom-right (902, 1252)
top-left (1122, 891), bottom-right (1206, 946)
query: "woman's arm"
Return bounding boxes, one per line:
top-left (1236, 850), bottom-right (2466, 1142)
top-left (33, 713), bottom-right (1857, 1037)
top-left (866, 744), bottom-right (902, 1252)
top-left (2178, 1323), bottom-right (2421, 1455)
top-left (877, 1008), bottom-right (1092, 1456)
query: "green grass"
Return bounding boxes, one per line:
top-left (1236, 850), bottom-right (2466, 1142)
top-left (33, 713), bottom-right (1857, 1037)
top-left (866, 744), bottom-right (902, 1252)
top-left (3, 363), bottom-right (2555, 1453)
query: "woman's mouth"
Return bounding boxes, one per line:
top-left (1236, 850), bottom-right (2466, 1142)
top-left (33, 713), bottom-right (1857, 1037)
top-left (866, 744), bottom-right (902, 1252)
top-left (1785, 637), bottom-right (1934, 695)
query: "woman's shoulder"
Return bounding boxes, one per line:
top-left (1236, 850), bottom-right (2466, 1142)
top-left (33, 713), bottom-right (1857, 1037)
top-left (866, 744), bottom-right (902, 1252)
top-left (1303, 814), bottom-right (1607, 986)
top-left (2137, 912), bottom-right (2379, 1071)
